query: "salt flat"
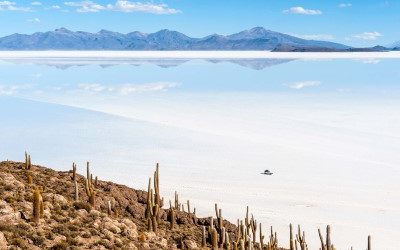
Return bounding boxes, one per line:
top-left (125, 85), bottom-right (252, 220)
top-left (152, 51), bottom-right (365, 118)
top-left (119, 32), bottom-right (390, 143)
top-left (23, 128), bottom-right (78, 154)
top-left (0, 57), bottom-right (399, 250)
top-left (1, 50), bottom-right (400, 59)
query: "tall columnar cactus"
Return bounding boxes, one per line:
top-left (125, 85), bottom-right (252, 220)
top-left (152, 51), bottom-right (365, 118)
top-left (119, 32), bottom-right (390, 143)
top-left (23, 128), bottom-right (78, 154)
top-left (72, 162), bottom-right (76, 182)
top-left (107, 201), bottom-right (112, 216)
top-left (367, 235), bottom-right (371, 250)
top-left (86, 162), bottom-right (91, 187)
top-left (169, 200), bottom-right (175, 229)
top-left (225, 230), bottom-right (231, 250)
top-left (27, 174), bottom-right (33, 185)
top-left (239, 239), bottom-right (245, 250)
top-left (145, 178), bottom-right (152, 230)
top-left (144, 164), bottom-right (165, 233)
top-left (25, 151), bottom-right (32, 170)
top-left (74, 180), bottom-right (79, 201)
top-left (85, 177), bottom-right (95, 206)
top-left (211, 227), bottom-right (218, 250)
top-left (32, 189), bottom-right (42, 223)
top-left (187, 200), bottom-right (191, 214)
top-left (84, 162), bottom-right (96, 206)
top-left (215, 203), bottom-right (223, 231)
top-left (318, 225), bottom-right (334, 250)
top-left (250, 214), bottom-right (257, 246)
top-left (268, 227), bottom-right (278, 250)
top-left (202, 226), bottom-right (207, 248)
top-left (289, 224), bottom-right (294, 250)
top-left (174, 191), bottom-right (180, 211)
top-left (259, 223), bottom-right (265, 249)
top-left (296, 225), bottom-right (308, 250)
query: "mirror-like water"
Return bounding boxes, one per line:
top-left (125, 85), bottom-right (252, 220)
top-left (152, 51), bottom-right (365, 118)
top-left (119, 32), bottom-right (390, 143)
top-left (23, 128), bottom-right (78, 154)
top-left (1, 57), bottom-right (399, 250)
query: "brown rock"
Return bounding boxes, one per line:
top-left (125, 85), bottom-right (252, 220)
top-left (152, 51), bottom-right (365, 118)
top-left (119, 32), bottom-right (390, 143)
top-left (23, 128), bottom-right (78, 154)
top-left (0, 232), bottom-right (8, 249)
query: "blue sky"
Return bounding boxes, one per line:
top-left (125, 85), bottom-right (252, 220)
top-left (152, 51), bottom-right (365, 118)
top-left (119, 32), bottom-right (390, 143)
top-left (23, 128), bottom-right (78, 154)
top-left (0, 0), bottom-right (399, 46)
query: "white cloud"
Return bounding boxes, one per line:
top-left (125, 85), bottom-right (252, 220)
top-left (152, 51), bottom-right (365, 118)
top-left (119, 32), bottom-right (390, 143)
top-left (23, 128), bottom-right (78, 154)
top-left (31, 1), bottom-right (42, 5)
top-left (338, 3), bottom-right (352, 8)
top-left (78, 83), bottom-right (112, 92)
top-left (50, 5), bottom-right (61, 9)
top-left (27, 17), bottom-right (40, 23)
top-left (78, 82), bottom-right (179, 95)
top-left (355, 58), bottom-right (381, 64)
top-left (0, 1), bottom-right (31, 11)
top-left (350, 31), bottom-right (382, 41)
top-left (283, 6), bottom-right (322, 15)
top-left (113, 1), bottom-right (180, 14)
top-left (118, 82), bottom-right (179, 95)
top-left (285, 81), bottom-right (321, 90)
top-left (292, 34), bottom-right (334, 40)
top-left (0, 84), bottom-right (30, 95)
top-left (64, 0), bottom-right (180, 14)
top-left (64, 1), bottom-right (106, 12)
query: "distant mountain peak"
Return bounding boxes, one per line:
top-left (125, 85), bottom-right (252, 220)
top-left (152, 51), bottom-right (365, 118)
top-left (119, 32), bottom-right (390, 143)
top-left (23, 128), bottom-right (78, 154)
top-left (54, 27), bottom-right (71, 33)
top-left (0, 27), bottom-right (356, 51)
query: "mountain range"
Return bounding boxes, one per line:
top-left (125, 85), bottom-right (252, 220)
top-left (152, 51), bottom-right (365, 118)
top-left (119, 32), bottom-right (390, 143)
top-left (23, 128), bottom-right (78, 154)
top-left (0, 27), bottom-right (395, 51)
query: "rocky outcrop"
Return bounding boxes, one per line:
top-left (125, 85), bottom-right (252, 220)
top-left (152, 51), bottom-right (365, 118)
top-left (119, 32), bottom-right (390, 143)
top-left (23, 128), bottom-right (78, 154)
top-left (0, 161), bottom-right (215, 249)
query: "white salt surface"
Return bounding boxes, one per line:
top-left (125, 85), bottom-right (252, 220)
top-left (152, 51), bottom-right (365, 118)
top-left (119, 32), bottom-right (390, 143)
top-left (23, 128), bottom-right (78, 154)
top-left (16, 92), bottom-right (399, 250)
top-left (0, 55), bottom-right (399, 249)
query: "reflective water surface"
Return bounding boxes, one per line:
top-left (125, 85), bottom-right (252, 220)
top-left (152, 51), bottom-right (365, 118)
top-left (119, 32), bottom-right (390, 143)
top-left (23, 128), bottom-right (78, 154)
top-left (1, 57), bottom-right (399, 250)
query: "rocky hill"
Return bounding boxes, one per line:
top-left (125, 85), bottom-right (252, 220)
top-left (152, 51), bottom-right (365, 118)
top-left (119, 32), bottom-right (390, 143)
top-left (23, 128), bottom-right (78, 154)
top-left (0, 156), bottom-right (371, 249)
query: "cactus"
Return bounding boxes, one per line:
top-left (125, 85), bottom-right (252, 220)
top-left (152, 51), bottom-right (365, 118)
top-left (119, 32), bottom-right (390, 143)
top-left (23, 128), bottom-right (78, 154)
top-left (72, 162), bottom-right (76, 181)
top-left (174, 191), bottom-right (180, 211)
top-left (32, 189), bottom-right (42, 223)
top-left (215, 203), bottom-right (223, 230)
top-left (211, 228), bottom-right (218, 250)
top-left (145, 166), bottom-right (162, 234)
top-left (27, 174), bottom-right (33, 185)
top-left (250, 214), bottom-right (257, 245)
top-left (296, 225), bottom-right (307, 250)
top-left (260, 223), bottom-right (265, 249)
top-left (289, 224), bottom-right (294, 250)
top-left (85, 177), bottom-right (95, 206)
top-left (169, 200), bottom-right (175, 229)
top-left (318, 225), bottom-right (333, 250)
top-left (239, 239), bottom-right (245, 250)
top-left (145, 178), bottom-right (152, 230)
top-left (368, 235), bottom-right (371, 250)
top-left (107, 200), bottom-right (112, 215)
top-left (225, 230), bottom-right (231, 250)
top-left (25, 151), bottom-right (32, 170)
top-left (268, 227), bottom-right (278, 250)
top-left (202, 225), bottom-right (207, 248)
top-left (84, 162), bottom-right (96, 207)
top-left (74, 180), bottom-right (79, 201)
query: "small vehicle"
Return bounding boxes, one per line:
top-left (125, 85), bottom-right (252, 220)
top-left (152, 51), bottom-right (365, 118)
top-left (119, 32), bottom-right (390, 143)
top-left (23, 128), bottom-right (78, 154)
top-left (261, 169), bottom-right (273, 175)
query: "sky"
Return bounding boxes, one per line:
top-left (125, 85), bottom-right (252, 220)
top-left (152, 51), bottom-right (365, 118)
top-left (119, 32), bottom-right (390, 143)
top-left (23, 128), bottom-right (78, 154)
top-left (0, 0), bottom-right (399, 47)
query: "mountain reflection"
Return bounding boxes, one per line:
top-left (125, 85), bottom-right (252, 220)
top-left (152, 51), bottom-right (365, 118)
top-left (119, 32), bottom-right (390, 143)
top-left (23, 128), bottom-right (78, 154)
top-left (0, 58), bottom-right (294, 70)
